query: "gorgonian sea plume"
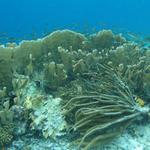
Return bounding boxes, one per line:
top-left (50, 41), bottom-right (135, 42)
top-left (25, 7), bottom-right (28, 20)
top-left (63, 64), bottom-right (150, 149)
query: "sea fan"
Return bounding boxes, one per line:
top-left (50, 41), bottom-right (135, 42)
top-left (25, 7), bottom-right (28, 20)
top-left (63, 64), bottom-right (150, 149)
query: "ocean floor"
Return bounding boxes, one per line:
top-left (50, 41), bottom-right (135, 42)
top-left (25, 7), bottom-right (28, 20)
top-left (8, 117), bottom-right (150, 150)
top-left (5, 81), bottom-right (150, 150)
top-left (7, 80), bottom-right (150, 150)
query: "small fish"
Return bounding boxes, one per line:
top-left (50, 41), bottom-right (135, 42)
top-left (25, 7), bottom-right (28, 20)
top-left (127, 32), bottom-right (140, 40)
top-left (135, 96), bottom-right (145, 107)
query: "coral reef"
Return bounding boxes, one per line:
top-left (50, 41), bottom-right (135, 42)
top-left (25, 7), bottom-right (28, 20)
top-left (63, 65), bottom-right (150, 149)
top-left (0, 102), bottom-right (14, 124)
top-left (0, 29), bottom-right (149, 149)
top-left (43, 61), bottom-right (67, 90)
top-left (89, 30), bottom-right (126, 50)
top-left (0, 46), bottom-right (14, 90)
top-left (30, 96), bottom-right (66, 139)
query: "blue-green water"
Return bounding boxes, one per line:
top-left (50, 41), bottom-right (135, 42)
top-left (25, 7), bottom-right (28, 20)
top-left (0, 1), bottom-right (150, 150)
top-left (0, 0), bottom-right (150, 42)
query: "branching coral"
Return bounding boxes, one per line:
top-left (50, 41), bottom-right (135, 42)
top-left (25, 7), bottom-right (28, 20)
top-left (63, 65), bottom-right (150, 149)
top-left (0, 100), bottom-right (14, 124)
top-left (43, 61), bottom-right (67, 90)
